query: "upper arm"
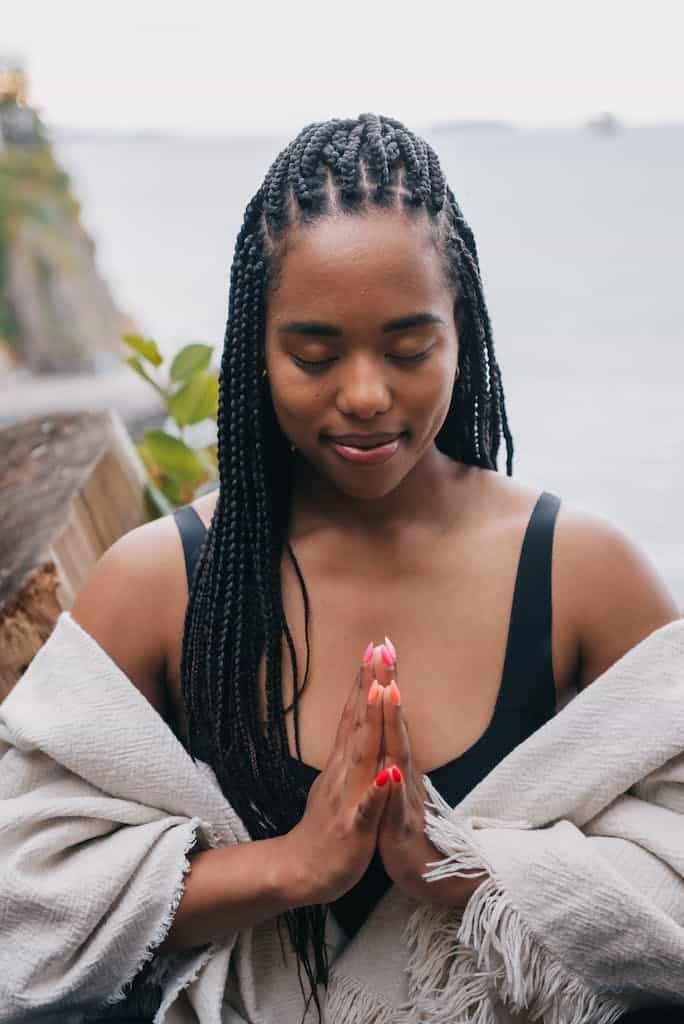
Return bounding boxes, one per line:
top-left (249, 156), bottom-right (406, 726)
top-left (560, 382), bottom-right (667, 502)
top-left (69, 516), bottom-right (184, 719)
top-left (556, 509), bottom-right (681, 689)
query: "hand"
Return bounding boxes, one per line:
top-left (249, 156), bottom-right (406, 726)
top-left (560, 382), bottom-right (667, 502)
top-left (376, 645), bottom-right (487, 907)
top-left (282, 643), bottom-right (390, 907)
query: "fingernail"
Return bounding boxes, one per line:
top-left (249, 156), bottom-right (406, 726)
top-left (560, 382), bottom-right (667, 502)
top-left (380, 644), bottom-right (394, 667)
top-left (388, 680), bottom-right (401, 706)
top-left (362, 641), bottom-right (374, 664)
top-left (391, 765), bottom-right (402, 783)
top-left (375, 768), bottom-right (390, 788)
top-left (384, 635), bottom-right (397, 661)
top-left (367, 680), bottom-right (381, 704)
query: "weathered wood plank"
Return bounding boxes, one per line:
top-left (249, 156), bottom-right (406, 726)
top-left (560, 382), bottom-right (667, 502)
top-left (0, 408), bottom-right (148, 698)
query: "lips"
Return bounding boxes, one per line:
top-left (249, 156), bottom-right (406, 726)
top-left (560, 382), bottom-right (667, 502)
top-left (324, 432), bottom-right (403, 449)
top-left (324, 434), bottom-right (405, 465)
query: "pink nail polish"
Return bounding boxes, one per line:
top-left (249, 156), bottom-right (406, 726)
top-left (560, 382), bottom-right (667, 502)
top-left (384, 635), bottom-right (397, 661)
top-left (388, 680), bottom-right (401, 706)
top-left (362, 642), bottom-right (374, 664)
top-left (380, 644), bottom-right (394, 667)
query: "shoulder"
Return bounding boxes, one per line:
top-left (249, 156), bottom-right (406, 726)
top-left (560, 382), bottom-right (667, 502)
top-left (69, 506), bottom-right (191, 718)
top-left (472, 470), bottom-right (680, 689)
top-left (552, 502), bottom-right (680, 688)
top-left (187, 487), bottom-right (219, 530)
top-left (69, 488), bottom-right (220, 719)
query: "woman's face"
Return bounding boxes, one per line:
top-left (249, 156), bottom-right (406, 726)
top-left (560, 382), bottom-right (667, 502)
top-left (263, 208), bottom-right (459, 500)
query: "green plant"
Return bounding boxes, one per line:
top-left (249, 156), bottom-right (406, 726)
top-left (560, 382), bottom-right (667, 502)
top-left (122, 333), bottom-right (219, 517)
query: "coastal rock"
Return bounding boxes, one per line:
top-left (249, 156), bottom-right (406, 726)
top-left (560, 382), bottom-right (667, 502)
top-left (5, 199), bottom-right (134, 373)
top-left (0, 59), bottom-right (135, 374)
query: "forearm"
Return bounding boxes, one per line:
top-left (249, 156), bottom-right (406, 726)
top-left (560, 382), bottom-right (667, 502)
top-left (158, 835), bottom-right (307, 953)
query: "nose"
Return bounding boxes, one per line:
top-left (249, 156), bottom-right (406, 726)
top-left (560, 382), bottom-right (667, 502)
top-left (334, 356), bottom-right (392, 420)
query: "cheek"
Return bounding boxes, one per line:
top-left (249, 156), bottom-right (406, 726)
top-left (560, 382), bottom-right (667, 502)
top-left (409, 355), bottom-right (456, 414)
top-left (268, 371), bottom-right (326, 430)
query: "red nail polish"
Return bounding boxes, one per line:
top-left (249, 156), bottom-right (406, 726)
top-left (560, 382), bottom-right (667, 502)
top-left (380, 644), bottom-right (394, 667)
top-left (391, 765), bottom-right (402, 783)
top-left (384, 635), bottom-right (397, 661)
top-left (362, 642), bottom-right (374, 664)
top-left (375, 768), bottom-right (390, 788)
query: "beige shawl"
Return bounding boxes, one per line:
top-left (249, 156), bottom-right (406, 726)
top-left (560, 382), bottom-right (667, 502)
top-left (1, 611), bottom-right (684, 1023)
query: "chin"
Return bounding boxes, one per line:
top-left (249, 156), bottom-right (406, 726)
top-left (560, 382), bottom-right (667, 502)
top-left (328, 463), bottom-right (412, 502)
top-left (339, 480), bottom-right (402, 501)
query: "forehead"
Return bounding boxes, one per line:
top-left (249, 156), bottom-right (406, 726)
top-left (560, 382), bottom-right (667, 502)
top-left (267, 208), bottom-right (451, 320)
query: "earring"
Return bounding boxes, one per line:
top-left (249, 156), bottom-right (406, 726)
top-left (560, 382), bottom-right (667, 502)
top-left (290, 442), bottom-right (296, 453)
top-left (261, 368), bottom-right (268, 379)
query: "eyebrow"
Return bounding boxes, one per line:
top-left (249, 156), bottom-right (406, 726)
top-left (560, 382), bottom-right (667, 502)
top-left (277, 312), bottom-right (446, 337)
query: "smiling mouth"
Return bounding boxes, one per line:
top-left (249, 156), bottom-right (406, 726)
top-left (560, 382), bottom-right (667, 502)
top-left (323, 432), bottom-right (405, 449)
top-left (324, 434), bottom-right (406, 465)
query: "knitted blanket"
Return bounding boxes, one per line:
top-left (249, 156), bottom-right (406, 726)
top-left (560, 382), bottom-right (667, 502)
top-left (1, 611), bottom-right (684, 1023)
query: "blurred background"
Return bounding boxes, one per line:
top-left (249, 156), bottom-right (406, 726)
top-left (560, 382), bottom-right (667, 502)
top-left (1, 0), bottom-right (683, 602)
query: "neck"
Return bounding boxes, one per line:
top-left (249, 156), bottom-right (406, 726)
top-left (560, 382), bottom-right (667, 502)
top-left (289, 443), bottom-right (470, 542)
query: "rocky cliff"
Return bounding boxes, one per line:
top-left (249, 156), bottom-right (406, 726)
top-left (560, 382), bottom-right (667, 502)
top-left (0, 100), bottom-right (134, 374)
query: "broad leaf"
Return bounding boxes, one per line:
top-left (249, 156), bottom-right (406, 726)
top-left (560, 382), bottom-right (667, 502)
top-left (142, 429), bottom-right (209, 483)
top-left (168, 370), bottom-right (219, 427)
top-left (170, 343), bottom-right (213, 382)
top-left (123, 332), bottom-right (164, 367)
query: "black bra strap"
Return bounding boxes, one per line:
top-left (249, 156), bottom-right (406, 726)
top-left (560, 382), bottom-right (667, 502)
top-left (498, 491), bottom-right (561, 710)
top-left (173, 505), bottom-right (207, 590)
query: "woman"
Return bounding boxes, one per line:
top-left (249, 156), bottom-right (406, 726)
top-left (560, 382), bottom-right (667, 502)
top-left (70, 113), bottom-right (679, 1020)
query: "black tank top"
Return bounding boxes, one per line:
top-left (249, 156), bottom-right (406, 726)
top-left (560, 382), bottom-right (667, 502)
top-left (173, 490), bottom-right (561, 939)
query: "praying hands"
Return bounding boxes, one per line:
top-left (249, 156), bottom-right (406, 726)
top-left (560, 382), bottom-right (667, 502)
top-left (368, 641), bottom-right (487, 907)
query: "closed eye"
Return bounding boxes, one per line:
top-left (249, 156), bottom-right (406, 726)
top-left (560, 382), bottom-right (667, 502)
top-left (292, 350), bottom-right (433, 371)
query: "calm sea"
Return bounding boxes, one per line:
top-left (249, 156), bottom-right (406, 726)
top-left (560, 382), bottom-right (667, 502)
top-left (53, 125), bottom-right (684, 605)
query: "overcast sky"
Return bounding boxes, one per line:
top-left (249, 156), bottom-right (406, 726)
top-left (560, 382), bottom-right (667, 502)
top-left (5, 1), bottom-right (683, 134)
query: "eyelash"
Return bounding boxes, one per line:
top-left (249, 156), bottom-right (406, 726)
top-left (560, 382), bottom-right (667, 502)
top-left (292, 351), bottom-right (432, 371)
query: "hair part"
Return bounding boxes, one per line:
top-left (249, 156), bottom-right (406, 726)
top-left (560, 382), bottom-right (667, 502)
top-left (180, 112), bottom-right (514, 1020)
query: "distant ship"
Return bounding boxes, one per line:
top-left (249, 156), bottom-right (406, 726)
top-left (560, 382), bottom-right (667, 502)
top-left (585, 112), bottom-right (622, 136)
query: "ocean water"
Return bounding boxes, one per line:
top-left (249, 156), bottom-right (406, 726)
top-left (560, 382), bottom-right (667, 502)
top-left (53, 125), bottom-right (684, 604)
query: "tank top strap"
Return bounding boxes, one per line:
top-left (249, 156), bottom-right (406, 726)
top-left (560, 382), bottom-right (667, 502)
top-left (496, 490), bottom-right (561, 714)
top-left (173, 505), bottom-right (208, 590)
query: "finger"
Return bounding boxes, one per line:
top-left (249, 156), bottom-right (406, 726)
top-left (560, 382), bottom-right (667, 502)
top-left (359, 641), bottom-right (376, 690)
top-left (380, 764), bottom-right (407, 833)
top-left (384, 635), bottom-right (398, 677)
top-left (347, 641), bottom-right (379, 749)
top-left (369, 642), bottom-right (394, 768)
top-left (349, 674), bottom-right (385, 782)
top-left (371, 639), bottom-right (397, 688)
top-left (354, 767), bottom-right (391, 834)
top-left (348, 640), bottom-right (378, 739)
top-left (355, 641), bottom-right (379, 711)
top-left (381, 680), bottom-right (411, 774)
top-left (328, 641), bottom-right (376, 769)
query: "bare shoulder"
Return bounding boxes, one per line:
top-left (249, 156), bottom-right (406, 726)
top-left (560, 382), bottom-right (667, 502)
top-left (69, 506), bottom-right (192, 719)
top-left (552, 502), bottom-right (680, 688)
top-left (188, 487), bottom-right (219, 530)
top-left (472, 471), bottom-right (680, 691)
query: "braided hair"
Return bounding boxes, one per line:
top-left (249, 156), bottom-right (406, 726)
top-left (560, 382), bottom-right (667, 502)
top-left (180, 113), bottom-right (514, 1017)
